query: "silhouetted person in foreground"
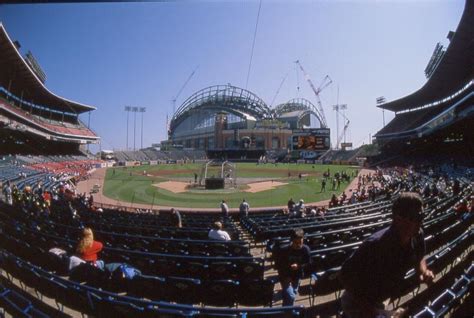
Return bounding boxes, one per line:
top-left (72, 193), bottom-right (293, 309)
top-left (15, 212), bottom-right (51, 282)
top-left (340, 192), bottom-right (434, 318)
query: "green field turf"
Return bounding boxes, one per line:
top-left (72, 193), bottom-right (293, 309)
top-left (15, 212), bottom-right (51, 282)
top-left (103, 163), bottom-right (358, 208)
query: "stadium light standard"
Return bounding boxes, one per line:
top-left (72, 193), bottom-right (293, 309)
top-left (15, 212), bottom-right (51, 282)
top-left (139, 107), bottom-right (146, 149)
top-left (332, 103), bottom-right (347, 150)
top-left (124, 106), bottom-right (132, 150)
top-left (376, 96), bottom-right (386, 127)
top-left (132, 107), bottom-right (139, 151)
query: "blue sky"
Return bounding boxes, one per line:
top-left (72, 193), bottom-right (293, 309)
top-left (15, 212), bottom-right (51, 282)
top-left (0, 0), bottom-right (465, 152)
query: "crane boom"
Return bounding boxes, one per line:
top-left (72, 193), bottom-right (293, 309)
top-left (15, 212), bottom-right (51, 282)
top-left (335, 109), bottom-right (350, 150)
top-left (295, 60), bottom-right (331, 128)
top-left (172, 66), bottom-right (199, 114)
top-left (270, 72), bottom-right (289, 107)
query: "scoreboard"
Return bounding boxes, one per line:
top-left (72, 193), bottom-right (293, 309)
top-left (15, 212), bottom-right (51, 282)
top-left (292, 128), bottom-right (330, 151)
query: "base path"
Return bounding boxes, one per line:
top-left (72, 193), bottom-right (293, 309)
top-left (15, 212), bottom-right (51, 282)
top-left (77, 167), bottom-right (375, 213)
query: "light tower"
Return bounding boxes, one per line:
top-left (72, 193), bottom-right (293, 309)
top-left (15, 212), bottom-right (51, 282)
top-left (332, 103), bottom-right (347, 150)
top-left (376, 96), bottom-right (386, 127)
top-left (132, 106), bottom-right (139, 151)
top-left (139, 107), bottom-right (146, 149)
top-left (124, 106), bottom-right (132, 150)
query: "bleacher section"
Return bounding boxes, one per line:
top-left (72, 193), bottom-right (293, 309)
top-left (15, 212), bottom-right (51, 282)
top-left (373, 0), bottom-right (474, 167)
top-left (0, 161), bottom-right (472, 317)
top-left (112, 149), bottom-right (207, 163)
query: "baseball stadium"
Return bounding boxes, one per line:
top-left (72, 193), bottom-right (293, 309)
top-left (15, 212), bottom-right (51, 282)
top-left (0, 1), bottom-right (473, 318)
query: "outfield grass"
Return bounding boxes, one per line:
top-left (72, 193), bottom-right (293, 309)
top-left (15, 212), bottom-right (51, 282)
top-left (103, 163), bottom-right (358, 208)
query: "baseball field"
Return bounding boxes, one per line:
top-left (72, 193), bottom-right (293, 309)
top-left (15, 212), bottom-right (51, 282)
top-left (102, 162), bottom-right (358, 209)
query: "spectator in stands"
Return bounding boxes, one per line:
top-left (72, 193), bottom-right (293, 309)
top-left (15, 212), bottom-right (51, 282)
top-left (452, 179), bottom-right (461, 196)
top-left (170, 208), bottom-right (182, 228)
top-left (294, 199), bottom-right (305, 217)
top-left (317, 206), bottom-right (326, 219)
top-left (87, 194), bottom-right (94, 208)
top-left (275, 228), bottom-right (312, 306)
top-left (340, 192), bottom-right (434, 318)
top-left (339, 192), bottom-right (347, 205)
top-left (454, 199), bottom-right (469, 216)
top-left (76, 228), bottom-right (104, 266)
top-left (208, 221), bottom-right (231, 241)
top-left (287, 198), bottom-right (295, 212)
top-left (2, 180), bottom-right (12, 205)
top-left (329, 193), bottom-right (338, 207)
top-left (239, 199), bottom-right (249, 218)
top-left (220, 200), bottom-right (229, 217)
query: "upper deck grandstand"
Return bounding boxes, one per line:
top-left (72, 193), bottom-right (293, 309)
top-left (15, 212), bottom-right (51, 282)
top-left (0, 23), bottom-right (99, 155)
top-left (374, 1), bottom-right (474, 166)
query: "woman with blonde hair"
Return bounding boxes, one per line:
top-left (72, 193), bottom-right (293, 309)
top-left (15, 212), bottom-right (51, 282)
top-left (76, 228), bottom-right (103, 263)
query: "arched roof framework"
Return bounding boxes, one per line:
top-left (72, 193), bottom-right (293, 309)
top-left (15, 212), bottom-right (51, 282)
top-left (169, 85), bottom-right (271, 135)
top-left (274, 98), bottom-right (325, 128)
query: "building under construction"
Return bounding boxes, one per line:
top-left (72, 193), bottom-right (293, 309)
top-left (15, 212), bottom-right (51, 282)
top-left (164, 84), bottom-right (333, 160)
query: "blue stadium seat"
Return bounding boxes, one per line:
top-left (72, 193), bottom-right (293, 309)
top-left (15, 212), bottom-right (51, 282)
top-left (428, 289), bottom-right (455, 317)
top-left (90, 293), bottom-right (146, 318)
top-left (208, 262), bottom-right (235, 280)
top-left (450, 276), bottom-right (470, 297)
top-left (236, 260), bottom-right (264, 280)
top-left (166, 276), bottom-right (202, 304)
top-left (464, 263), bottom-right (474, 280)
top-left (0, 289), bottom-right (43, 318)
top-left (202, 280), bottom-right (239, 307)
top-left (413, 307), bottom-right (435, 318)
top-left (310, 267), bottom-right (342, 306)
top-left (53, 281), bottom-right (95, 315)
top-left (144, 304), bottom-right (197, 317)
top-left (236, 278), bottom-right (275, 307)
top-left (127, 274), bottom-right (166, 301)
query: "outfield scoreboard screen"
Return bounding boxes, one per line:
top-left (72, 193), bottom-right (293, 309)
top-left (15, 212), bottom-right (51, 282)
top-left (292, 128), bottom-right (330, 151)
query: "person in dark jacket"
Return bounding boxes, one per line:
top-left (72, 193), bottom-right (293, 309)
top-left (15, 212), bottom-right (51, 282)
top-left (340, 192), bottom-right (434, 317)
top-left (275, 228), bottom-right (312, 306)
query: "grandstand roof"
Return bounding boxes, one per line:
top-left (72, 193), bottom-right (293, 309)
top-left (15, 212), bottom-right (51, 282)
top-left (0, 23), bottom-right (96, 114)
top-left (378, 1), bottom-right (474, 112)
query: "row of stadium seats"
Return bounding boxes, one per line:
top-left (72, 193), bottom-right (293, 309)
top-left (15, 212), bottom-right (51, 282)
top-left (413, 263), bottom-right (473, 317)
top-left (0, 250), bottom-right (304, 317)
top-left (0, 214), bottom-right (265, 283)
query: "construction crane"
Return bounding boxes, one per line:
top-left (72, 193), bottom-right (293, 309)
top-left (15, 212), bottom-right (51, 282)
top-left (334, 108), bottom-right (350, 150)
top-left (295, 60), bottom-right (332, 128)
top-left (171, 66), bottom-right (199, 115)
top-left (270, 72), bottom-right (289, 108)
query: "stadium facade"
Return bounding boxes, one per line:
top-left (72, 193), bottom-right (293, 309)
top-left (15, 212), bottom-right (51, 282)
top-left (0, 23), bottom-right (99, 155)
top-left (165, 85), bottom-right (331, 160)
top-left (373, 1), bottom-right (474, 166)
